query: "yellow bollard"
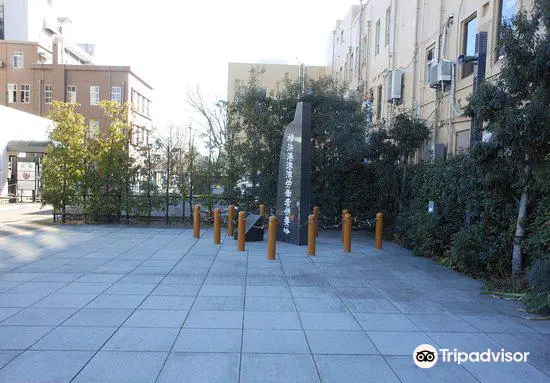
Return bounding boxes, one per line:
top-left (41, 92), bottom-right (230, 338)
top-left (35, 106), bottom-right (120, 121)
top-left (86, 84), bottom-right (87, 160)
top-left (238, 211), bottom-right (246, 251)
top-left (193, 205), bottom-right (200, 238)
top-left (344, 213), bottom-right (352, 252)
top-left (308, 214), bottom-right (316, 256)
top-left (313, 206), bottom-right (320, 237)
top-left (341, 209), bottom-right (349, 243)
top-left (344, 214), bottom-right (351, 253)
top-left (228, 204), bottom-right (235, 237)
top-left (213, 208), bottom-right (221, 244)
top-left (259, 204), bottom-right (266, 217)
top-left (267, 216), bottom-right (277, 260)
top-left (375, 212), bottom-right (383, 249)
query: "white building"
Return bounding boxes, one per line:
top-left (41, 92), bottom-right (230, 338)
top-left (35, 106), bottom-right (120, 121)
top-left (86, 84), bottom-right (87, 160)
top-left (0, 0), bottom-right (94, 65)
top-left (0, 105), bottom-right (52, 200)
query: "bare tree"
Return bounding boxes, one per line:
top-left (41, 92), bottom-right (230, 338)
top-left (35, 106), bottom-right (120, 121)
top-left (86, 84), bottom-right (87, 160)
top-left (156, 125), bottom-right (185, 224)
top-left (186, 86), bottom-right (240, 201)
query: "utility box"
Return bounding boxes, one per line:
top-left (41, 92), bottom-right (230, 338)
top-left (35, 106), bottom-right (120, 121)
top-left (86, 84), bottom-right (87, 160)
top-left (428, 61), bottom-right (453, 88)
top-left (387, 69), bottom-right (404, 102)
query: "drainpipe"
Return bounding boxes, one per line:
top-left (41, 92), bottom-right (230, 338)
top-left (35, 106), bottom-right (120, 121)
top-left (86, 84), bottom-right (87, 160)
top-left (358, 1), bottom-right (363, 85)
top-left (412, 0), bottom-right (420, 113)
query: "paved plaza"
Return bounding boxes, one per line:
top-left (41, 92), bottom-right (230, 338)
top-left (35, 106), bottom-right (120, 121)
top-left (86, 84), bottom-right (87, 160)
top-left (0, 208), bottom-right (548, 382)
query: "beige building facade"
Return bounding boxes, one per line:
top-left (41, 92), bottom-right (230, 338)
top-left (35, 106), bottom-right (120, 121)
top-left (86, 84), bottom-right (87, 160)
top-left (328, 0), bottom-right (526, 157)
top-left (227, 62), bottom-right (326, 102)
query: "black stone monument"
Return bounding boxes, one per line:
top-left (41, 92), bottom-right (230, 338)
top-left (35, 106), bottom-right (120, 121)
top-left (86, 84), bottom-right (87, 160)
top-left (275, 102), bottom-right (312, 245)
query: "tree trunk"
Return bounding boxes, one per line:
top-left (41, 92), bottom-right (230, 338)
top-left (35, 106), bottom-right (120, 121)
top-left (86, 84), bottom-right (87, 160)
top-left (512, 190), bottom-right (528, 276)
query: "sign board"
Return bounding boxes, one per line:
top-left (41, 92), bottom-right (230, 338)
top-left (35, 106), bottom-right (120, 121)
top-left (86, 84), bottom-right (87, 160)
top-left (17, 161), bottom-right (36, 191)
top-left (275, 102), bottom-right (312, 245)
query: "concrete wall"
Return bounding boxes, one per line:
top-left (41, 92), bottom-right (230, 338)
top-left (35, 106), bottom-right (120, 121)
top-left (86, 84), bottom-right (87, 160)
top-left (227, 62), bottom-right (326, 102)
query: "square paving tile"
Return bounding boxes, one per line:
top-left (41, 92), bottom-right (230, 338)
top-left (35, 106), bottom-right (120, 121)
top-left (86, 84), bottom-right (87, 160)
top-left (157, 352), bottom-right (240, 383)
top-left (198, 284), bottom-right (244, 296)
top-left (244, 311), bottom-right (302, 330)
top-left (102, 327), bottom-right (179, 351)
top-left (192, 296), bottom-right (244, 311)
top-left (151, 284), bottom-right (201, 296)
top-left (0, 350), bottom-right (93, 383)
top-left (462, 358), bottom-right (550, 383)
top-left (172, 329), bottom-right (242, 352)
top-left (367, 331), bottom-right (436, 355)
top-left (0, 326), bottom-right (53, 349)
top-left (314, 354), bottom-right (400, 383)
top-left (385, 355), bottom-right (478, 382)
top-left (355, 313), bottom-right (421, 331)
top-left (243, 329), bottom-right (309, 353)
top-left (459, 314), bottom-right (537, 333)
top-left (428, 332), bottom-right (505, 352)
top-left (306, 330), bottom-right (378, 354)
top-left (407, 313), bottom-right (480, 332)
top-left (123, 309), bottom-right (188, 328)
top-left (139, 295), bottom-right (194, 310)
top-left (2, 307), bottom-right (77, 326)
top-left (294, 297), bottom-right (347, 312)
top-left (73, 351), bottom-right (167, 383)
top-left (0, 350), bottom-right (22, 369)
top-left (245, 297), bottom-right (296, 312)
top-left (241, 353), bottom-right (319, 383)
top-left (32, 293), bottom-right (98, 309)
top-left (299, 312), bottom-right (361, 331)
top-left (246, 285), bottom-right (291, 297)
top-left (86, 294), bottom-right (145, 309)
top-left (31, 326), bottom-right (116, 351)
top-left (184, 310), bottom-right (243, 329)
top-left (64, 308), bottom-right (132, 327)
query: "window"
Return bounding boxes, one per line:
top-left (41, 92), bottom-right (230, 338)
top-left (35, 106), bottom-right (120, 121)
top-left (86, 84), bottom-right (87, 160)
top-left (12, 52), bottom-right (23, 68)
top-left (385, 7), bottom-right (391, 46)
top-left (426, 45), bottom-right (435, 84)
top-left (88, 120), bottom-right (99, 137)
top-left (90, 85), bottom-right (99, 105)
top-left (462, 15), bottom-right (478, 78)
top-left (44, 85), bottom-right (52, 104)
top-left (20, 84), bottom-right (30, 103)
top-left (496, 0), bottom-right (516, 61)
top-left (67, 85), bottom-right (77, 102)
top-left (111, 86), bottom-right (122, 104)
top-left (456, 130), bottom-right (470, 152)
top-left (375, 20), bottom-right (381, 55)
top-left (8, 84), bottom-right (17, 103)
top-left (376, 85), bottom-right (382, 120)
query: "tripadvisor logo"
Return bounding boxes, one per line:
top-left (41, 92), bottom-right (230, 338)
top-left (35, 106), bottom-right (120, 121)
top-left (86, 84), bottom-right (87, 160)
top-left (413, 344), bottom-right (530, 368)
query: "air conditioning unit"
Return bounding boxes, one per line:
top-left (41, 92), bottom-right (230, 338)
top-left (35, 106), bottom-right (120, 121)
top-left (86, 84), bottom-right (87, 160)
top-left (387, 69), bottom-right (404, 102)
top-left (428, 61), bottom-right (453, 88)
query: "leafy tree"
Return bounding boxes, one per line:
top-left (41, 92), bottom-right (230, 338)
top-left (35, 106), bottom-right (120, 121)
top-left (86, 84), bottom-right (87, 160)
top-left (87, 100), bottom-right (135, 222)
top-left (465, 0), bottom-right (550, 275)
top-left (41, 101), bottom-right (87, 222)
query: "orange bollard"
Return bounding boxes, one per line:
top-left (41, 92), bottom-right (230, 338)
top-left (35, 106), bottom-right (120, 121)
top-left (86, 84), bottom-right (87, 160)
top-left (267, 216), bottom-right (277, 260)
top-left (228, 205), bottom-right (235, 238)
top-left (313, 206), bottom-right (320, 237)
top-left (259, 204), bottom-right (266, 217)
top-left (341, 209), bottom-right (349, 243)
top-left (238, 211), bottom-right (246, 251)
top-left (213, 208), bottom-right (221, 244)
top-left (308, 214), bottom-right (316, 256)
top-left (344, 213), bottom-right (352, 252)
top-left (375, 212), bottom-right (383, 249)
top-left (193, 205), bottom-right (200, 238)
